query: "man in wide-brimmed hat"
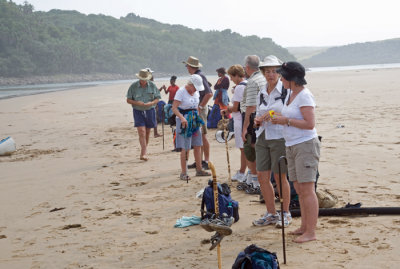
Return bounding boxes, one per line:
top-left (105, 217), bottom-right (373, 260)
top-left (183, 56), bottom-right (213, 170)
top-left (126, 69), bottom-right (161, 161)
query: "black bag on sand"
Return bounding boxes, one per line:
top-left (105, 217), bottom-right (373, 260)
top-left (232, 244), bottom-right (279, 269)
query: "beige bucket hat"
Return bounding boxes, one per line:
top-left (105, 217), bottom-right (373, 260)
top-left (259, 55), bottom-right (283, 68)
top-left (182, 56), bottom-right (203, 68)
top-left (136, 69), bottom-right (152, 81)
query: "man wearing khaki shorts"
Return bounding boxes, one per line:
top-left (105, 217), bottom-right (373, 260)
top-left (183, 56), bottom-right (213, 170)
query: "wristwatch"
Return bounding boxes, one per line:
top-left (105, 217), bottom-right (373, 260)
top-left (287, 118), bottom-right (291, 126)
top-left (199, 105), bottom-right (204, 110)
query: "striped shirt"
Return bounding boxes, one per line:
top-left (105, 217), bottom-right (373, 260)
top-left (240, 70), bottom-right (266, 113)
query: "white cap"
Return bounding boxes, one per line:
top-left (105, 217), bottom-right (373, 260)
top-left (189, 74), bottom-right (204, 91)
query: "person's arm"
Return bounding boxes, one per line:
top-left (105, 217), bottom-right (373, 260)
top-left (126, 98), bottom-right (145, 106)
top-left (172, 100), bottom-right (188, 128)
top-left (271, 106), bottom-right (315, 129)
top-left (221, 77), bottom-right (229, 89)
top-left (199, 92), bottom-right (212, 108)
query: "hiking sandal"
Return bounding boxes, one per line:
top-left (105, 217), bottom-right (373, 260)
top-left (208, 218), bottom-right (232, 236)
top-left (236, 183), bottom-right (248, 191)
top-left (195, 169), bottom-right (211, 177)
top-left (209, 232), bottom-right (225, 250)
top-left (180, 173), bottom-right (191, 181)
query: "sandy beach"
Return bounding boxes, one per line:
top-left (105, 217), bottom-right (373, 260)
top-left (0, 68), bottom-right (399, 268)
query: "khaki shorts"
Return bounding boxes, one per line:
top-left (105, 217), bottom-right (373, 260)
top-left (200, 106), bottom-right (208, 135)
top-left (243, 134), bottom-right (256, 162)
top-left (286, 137), bottom-right (320, 183)
top-left (255, 135), bottom-right (287, 174)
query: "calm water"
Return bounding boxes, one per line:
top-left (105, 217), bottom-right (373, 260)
top-left (1, 63), bottom-right (400, 100)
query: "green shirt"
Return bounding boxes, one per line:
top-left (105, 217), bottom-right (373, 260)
top-left (126, 80), bottom-right (161, 111)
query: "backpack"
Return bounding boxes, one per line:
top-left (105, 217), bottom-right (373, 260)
top-left (232, 244), bottom-right (280, 269)
top-left (201, 180), bottom-right (239, 222)
top-left (156, 100), bottom-right (166, 122)
top-left (164, 104), bottom-right (176, 126)
top-left (207, 104), bottom-right (222, 129)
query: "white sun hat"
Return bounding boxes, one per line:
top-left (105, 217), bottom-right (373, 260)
top-left (259, 55), bottom-right (283, 68)
top-left (188, 74), bottom-right (205, 91)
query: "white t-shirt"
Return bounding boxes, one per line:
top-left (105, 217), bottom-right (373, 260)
top-left (256, 80), bottom-right (284, 139)
top-left (281, 88), bottom-right (318, 146)
top-left (174, 87), bottom-right (200, 110)
top-left (231, 82), bottom-right (246, 123)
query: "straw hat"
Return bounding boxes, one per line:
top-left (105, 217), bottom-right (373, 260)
top-left (259, 55), bottom-right (283, 68)
top-left (136, 69), bottom-right (152, 81)
top-left (182, 56), bottom-right (203, 68)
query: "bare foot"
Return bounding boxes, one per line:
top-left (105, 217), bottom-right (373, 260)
top-left (293, 233), bottom-right (316, 243)
top-left (154, 134), bottom-right (162, 138)
top-left (289, 228), bottom-right (304, 235)
top-left (140, 156), bottom-right (149, 161)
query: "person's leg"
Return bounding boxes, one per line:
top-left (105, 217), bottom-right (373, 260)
top-left (258, 171), bottom-right (276, 214)
top-left (290, 181), bottom-right (306, 235)
top-left (202, 134), bottom-right (210, 162)
top-left (194, 146), bottom-right (202, 171)
top-left (293, 182), bottom-right (318, 243)
top-left (239, 148), bottom-right (246, 173)
top-left (180, 149), bottom-right (188, 175)
top-left (145, 128), bottom-right (151, 146)
top-left (248, 160), bottom-right (256, 175)
top-left (273, 173), bottom-right (291, 212)
top-left (137, 126), bottom-right (147, 159)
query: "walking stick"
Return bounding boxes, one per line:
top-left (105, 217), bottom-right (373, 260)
top-left (278, 156), bottom-right (287, 264)
top-left (222, 116), bottom-right (232, 186)
top-left (162, 104), bottom-right (165, 150)
top-left (208, 161), bottom-right (222, 269)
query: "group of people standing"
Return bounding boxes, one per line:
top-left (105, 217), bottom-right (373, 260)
top-left (126, 55), bottom-right (320, 243)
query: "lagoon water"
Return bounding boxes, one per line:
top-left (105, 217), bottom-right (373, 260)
top-left (1, 63), bottom-right (400, 99)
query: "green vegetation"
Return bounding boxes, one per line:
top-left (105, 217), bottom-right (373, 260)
top-left (286, 46), bottom-right (330, 61)
top-left (0, 0), bottom-right (294, 78)
top-left (302, 39), bottom-right (400, 67)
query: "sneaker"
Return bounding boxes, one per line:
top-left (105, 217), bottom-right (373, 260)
top-left (208, 218), bottom-right (232, 235)
top-left (188, 162), bottom-right (196, 169)
top-left (200, 218), bottom-right (214, 232)
top-left (252, 213), bottom-right (279, 226)
top-left (232, 171), bottom-right (245, 182)
top-left (275, 212), bottom-right (292, 228)
top-left (202, 161), bottom-right (210, 170)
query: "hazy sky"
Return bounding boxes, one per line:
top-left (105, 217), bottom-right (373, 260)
top-left (14, 0), bottom-right (400, 47)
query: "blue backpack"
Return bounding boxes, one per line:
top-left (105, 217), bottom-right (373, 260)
top-left (232, 244), bottom-right (280, 269)
top-left (200, 180), bottom-right (239, 222)
top-left (207, 104), bottom-right (221, 129)
top-left (156, 100), bottom-right (166, 122)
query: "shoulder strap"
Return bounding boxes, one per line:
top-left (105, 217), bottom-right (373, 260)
top-left (274, 85), bottom-right (287, 104)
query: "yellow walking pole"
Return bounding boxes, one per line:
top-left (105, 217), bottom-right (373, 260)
top-left (222, 118), bottom-right (232, 186)
top-left (208, 161), bottom-right (222, 269)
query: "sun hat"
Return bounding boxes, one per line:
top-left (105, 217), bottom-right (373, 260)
top-left (183, 56), bottom-right (203, 68)
top-left (259, 55), bottom-right (283, 68)
top-left (136, 69), bottom-right (152, 81)
top-left (276, 61), bottom-right (307, 85)
top-left (188, 74), bottom-right (204, 91)
top-left (145, 67), bottom-right (154, 73)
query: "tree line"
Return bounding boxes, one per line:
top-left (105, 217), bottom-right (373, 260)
top-left (0, 0), bottom-right (295, 78)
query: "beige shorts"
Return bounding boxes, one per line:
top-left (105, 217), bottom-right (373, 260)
top-left (256, 135), bottom-right (287, 174)
top-left (200, 106), bottom-right (208, 135)
top-left (286, 137), bottom-right (320, 183)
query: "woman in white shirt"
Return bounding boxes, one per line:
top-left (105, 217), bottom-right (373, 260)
top-left (252, 56), bottom-right (291, 228)
top-left (223, 64), bottom-right (248, 182)
top-left (172, 74), bottom-right (211, 181)
top-left (272, 61), bottom-right (321, 243)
